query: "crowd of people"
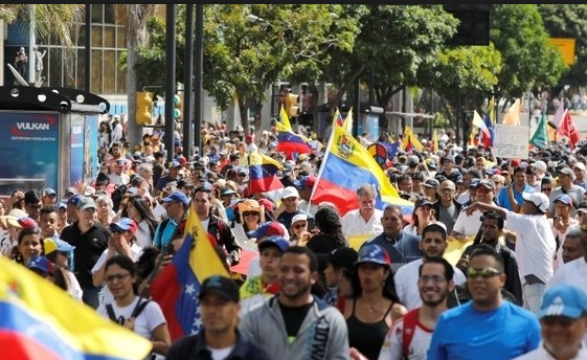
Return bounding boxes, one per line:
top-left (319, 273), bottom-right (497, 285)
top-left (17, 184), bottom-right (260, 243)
top-left (1, 119), bottom-right (587, 360)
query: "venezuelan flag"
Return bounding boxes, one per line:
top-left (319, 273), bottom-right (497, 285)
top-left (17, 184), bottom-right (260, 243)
top-left (401, 126), bottom-right (424, 152)
top-left (150, 208), bottom-right (230, 341)
top-left (276, 107), bottom-right (313, 155)
top-left (311, 125), bottom-right (414, 218)
top-left (0, 257), bottom-right (152, 360)
top-left (248, 151), bottom-right (284, 194)
top-left (333, 107), bottom-right (345, 127)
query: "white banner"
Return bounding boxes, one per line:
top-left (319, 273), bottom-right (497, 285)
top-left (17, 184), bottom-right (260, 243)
top-left (493, 124), bottom-right (529, 159)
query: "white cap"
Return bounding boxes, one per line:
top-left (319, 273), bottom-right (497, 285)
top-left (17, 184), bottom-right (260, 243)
top-left (281, 186), bottom-right (299, 199)
top-left (532, 160), bottom-right (547, 173)
top-left (574, 162), bottom-right (586, 171)
top-left (522, 192), bottom-right (549, 213)
top-left (292, 214), bottom-right (308, 225)
top-left (84, 187), bottom-right (96, 197)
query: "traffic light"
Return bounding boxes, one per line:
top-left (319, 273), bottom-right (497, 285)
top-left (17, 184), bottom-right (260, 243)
top-left (173, 94), bottom-right (182, 120)
top-left (136, 91), bottom-right (153, 125)
top-left (285, 92), bottom-right (299, 118)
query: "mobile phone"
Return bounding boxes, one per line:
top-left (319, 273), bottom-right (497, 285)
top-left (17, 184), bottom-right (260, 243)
top-left (164, 242), bottom-right (176, 256)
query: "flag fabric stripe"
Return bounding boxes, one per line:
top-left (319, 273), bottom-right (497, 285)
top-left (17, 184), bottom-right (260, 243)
top-left (311, 125), bottom-right (414, 218)
top-left (151, 208), bottom-right (230, 341)
top-left (0, 257), bottom-right (152, 360)
top-left (0, 331), bottom-right (63, 360)
top-left (530, 113), bottom-right (548, 149)
top-left (248, 151), bottom-right (284, 194)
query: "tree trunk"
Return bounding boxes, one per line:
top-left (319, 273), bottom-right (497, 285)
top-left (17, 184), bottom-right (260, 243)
top-left (238, 97), bottom-right (249, 136)
top-left (125, 27), bottom-right (142, 150)
top-left (311, 83), bottom-right (320, 133)
top-left (329, 64), bottom-right (366, 113)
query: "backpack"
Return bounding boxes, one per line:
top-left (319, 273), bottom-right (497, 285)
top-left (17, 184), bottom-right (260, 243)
top-left (106, 298), bottom-right (150, 325)
top-left (401, 309), bottom-right (420, 360)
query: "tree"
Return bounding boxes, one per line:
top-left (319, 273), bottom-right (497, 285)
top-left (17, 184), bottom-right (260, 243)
top-left (420, 43), bottom-right (502, 126)
top-left (538, 4), bottom-right (587, 87)
top-left (491, 5), bottom-right (566, 99)
top-left (321, 5), bottom-right (459, 120)
top-left (115, 4), bottom-right (159, 150)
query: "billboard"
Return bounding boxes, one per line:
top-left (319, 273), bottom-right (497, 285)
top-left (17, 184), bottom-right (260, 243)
top-left (0, 111), bottom-right (60, 194)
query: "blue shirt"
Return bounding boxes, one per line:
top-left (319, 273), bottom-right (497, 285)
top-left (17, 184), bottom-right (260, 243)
top-left (428, 301), bottom-right (540, 360)
top-left (153, 218), bottom-right (178, 249)
top-left (362, 232), bottom-right (422, 264)
top-left (497, 184), bottom-right (534, 211)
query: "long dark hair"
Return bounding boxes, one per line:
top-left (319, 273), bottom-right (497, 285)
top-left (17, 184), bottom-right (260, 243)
top-left (12, 227), bottom-right (44, 264)
top-left (128, 196), bottom-right (158, 238)
top-left (105, 255), bottom-right (138, 294)
top-left (351, 263), bottom-right (401, 304)
top-left (314, 207), bottom-right (346, 247)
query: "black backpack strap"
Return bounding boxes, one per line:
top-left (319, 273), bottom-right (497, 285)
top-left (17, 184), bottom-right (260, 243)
top-left (131, 298), bottom-right (150, 318)
top-left (106, 304), bottom-right (117, 322)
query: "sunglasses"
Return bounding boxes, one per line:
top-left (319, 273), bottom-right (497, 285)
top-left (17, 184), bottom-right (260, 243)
top-left (466, 267), bottom-right (502, 279)
top-left (541, 316), bottom-right (576, 327)
top-left (542, 188), bottom-right (552, 192)
top-left (243, 211), bottom-right (259, 217)
top-left (293, 223), bottom-right (307, 230)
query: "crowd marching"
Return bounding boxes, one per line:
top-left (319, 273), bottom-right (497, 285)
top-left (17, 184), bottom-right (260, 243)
top-left (2, 112), bottom-right (587, 360)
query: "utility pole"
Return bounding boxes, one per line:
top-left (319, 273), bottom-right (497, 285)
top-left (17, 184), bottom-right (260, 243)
top-left (165, 4), bottom-right (176, 162)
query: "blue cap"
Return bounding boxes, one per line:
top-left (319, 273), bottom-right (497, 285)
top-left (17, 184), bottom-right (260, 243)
top-left (67, 194), bottom-right (83, 206)
top-left (56, 201), bottom-right (67, 210)
top-left (554, 194), bottom-right (574, 207)
top-left (26, 256), bottom-right (53, 274)
top-left (161, 191), bottom-right (189, 206)
top-left (469, 178), bottom-right (481, 188)
top-left (248, 222), bottom-right (286, 240)
top-left (258, 235), bottom-right (290, 253)
top-left (170, 160), bottom-right (181, 168)
top-left (356, 244), bottom-right (391, 266)
top-left (443, 155), bottom-right (455, 163)
top-left (43, 188), bottom-right (56, 197)
top-left (540, 284), bottom-right (587, 319)
top-left (109, 217), bottom-right (138, 234)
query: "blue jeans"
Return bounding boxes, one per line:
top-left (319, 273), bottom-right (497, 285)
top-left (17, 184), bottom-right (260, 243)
top-left (522, 282), bottom-right (545, 316)
top-left (82, 286), bottom-right (102, 309)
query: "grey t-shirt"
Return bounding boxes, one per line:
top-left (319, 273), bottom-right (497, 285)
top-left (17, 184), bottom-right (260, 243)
top-left (438, 202), bottom-right (458, 233)
top-left (549, 185), bottom-right (585, 216)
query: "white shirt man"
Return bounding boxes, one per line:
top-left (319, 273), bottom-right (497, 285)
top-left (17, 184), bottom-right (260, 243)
top-left (341, 184), bottom-right (384, 239)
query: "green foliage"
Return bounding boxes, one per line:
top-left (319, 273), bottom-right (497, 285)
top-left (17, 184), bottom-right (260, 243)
top-left (491, 5), bottom-right (566, 98)
top-left (538, 4), bottom-right (587, 87)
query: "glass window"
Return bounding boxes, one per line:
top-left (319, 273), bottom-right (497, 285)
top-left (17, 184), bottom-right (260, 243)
top-left (103, 50), bottom-right (116, 94)
top-left (92, 25), bottom-right (103, 48)
top-left (47, 48), bottom-right (63, 87)
top-left (77, 48), bottom-right (86, 90)
top-left (92, 50), bottom-right (103, 94)
top-left (117, 27), bottom-right (126, 48)
top-left (104, 5), bottom-right (115, 24)
top-left (78, 25), bottom-right (86, 47)
top-left (91, 4), bottom-right (103, 24)
top-left (104, 26), bottom-right (115, 48)
top-left (116, 50), bottom-right (127, 94)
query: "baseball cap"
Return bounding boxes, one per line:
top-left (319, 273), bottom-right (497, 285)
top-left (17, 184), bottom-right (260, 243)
top-left (109, 218), bottom-right (138, 235)
top-left (408, 155), bottom-right (419, 165)
top-left (574, 162), bottom-right (586, 171)
top-left (26, 256), bottom-right (54, 275)
top-left (559, 167), bottom-right (575, 178)
top-left (291, 213), bottom-right (308, 225)
top-left (328, 247), bottom-right (358, 273)
top-left (533, 160), bottom-right (547, 173)
top-left (539, 284), bottom-right (587, 319)
top-left (577, 201), bottom-right (587, 214)
top-left (67, 194), bottom-right (83, 206)
top-left (258, 235), bottom-right (290, 253)
top-left (257, 198), bottom-right (275, 213)
top-left (476, 179), bottom-right (496, 191)
top-left (356, 244), bottom-right (391, 266)
top-left (281, 186), bottom-right (299, 199)
top-left (294, 175), bottom-right (317, 190)
top-left (221, 188), bottom-right (237, 197)
top-left (554, 194), bottom-right (574, 207)
top-left (442, 155), bottom-right (455, 163)
top-left (248, 221), bottom-right (286, 240)
top-left (76, 197), bottom-right (97, 211)
top-left (198, 275), bottom-right (240, 302)
top-left (43, 188), bottom-right (56, 197)
top-left (7, 216), bottom-right (38, 229)
top-left (423, 179), bottom-right (440, 189)
top-left (522, 192), bottom-right (549, 213)
top-left (44, 238), bottom-right (75, 255)
top-left (65, 187), bottom-right (78, 196)
top-left (161, 191), bottom-right (190, 207)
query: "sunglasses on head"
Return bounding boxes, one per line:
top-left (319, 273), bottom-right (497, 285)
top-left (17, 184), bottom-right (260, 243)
top-left (466, 267), bottom-right (502, 279)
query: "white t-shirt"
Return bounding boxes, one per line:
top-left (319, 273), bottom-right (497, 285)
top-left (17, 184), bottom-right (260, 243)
top-left (135, 220), bottom-right (154, 248)
top-left (341, 208), bottom-right (383, 239)
top-left (208, 346), bottom-right (235, 360)
top-left (506, 211), bottom-right (556, 284)
top-left (452, 208), bottom-right (484, 237)
top-left (97, 296), bottom-right (166, 340)
top-left (378, 311), bottom-right (433, 360)
top-left (550, 220), bottom-right (579, 272)
top-left (394, 259), bottom-right (466, 310)
top-left (91, 244), bottom-right (143, 305)
top-left (64, 270), bottom-right (83, 300)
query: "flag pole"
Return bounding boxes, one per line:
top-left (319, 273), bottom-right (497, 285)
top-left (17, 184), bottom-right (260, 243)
top-left (308, 123), bottom-right (338, 206)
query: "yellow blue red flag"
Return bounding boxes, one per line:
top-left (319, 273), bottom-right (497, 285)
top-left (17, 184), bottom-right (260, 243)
top-left (0, 257), bottom-right (152, 360)
top-left (276, 106), bottom-right (313, 155)
top-left (150, 208), bottom-right (230, 341)
top-left (311, 125), bottom-right (414, 218)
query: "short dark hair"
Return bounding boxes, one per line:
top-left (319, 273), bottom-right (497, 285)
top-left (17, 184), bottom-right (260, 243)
top-left (193, 186), bottom-right (212, 197)
top-left (469, 243), bottom-right (504, 272)
top-left (283, 246), bottom-right (318, 273)
top-left (480, 211), bottom-right (505, 230)
top-left (419, 256), bottom-right (454, 281)
top-left (422, 223), bottom-right (448, 241)
top-left (39, 205), bottom-right (58, 217)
